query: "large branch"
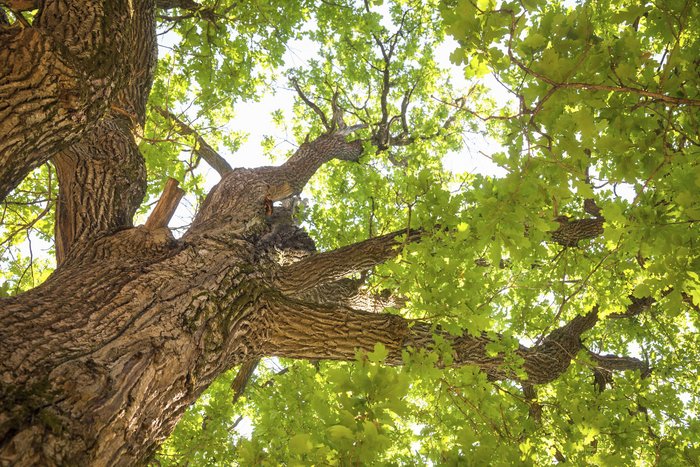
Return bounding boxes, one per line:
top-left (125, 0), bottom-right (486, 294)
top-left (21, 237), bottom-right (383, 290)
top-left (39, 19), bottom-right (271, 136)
top-left (274, 213), bottom-right (605, 298)
top-left (290, 278), bottom-right (405, 313)
top-left (53, 117), bottom-right (148, 264)
top-left (274, 228), bottom-right (422, 294)
top-left (272, 132), bottom-right (366, 199)
top-left (0, 28), bottom-right (97, 198)
top-left (50, 0), bottom-right (157, 263)
top-left (261, 296), bottom-right (642, 385)
top-left (190, 132), bottom-right (365, 231)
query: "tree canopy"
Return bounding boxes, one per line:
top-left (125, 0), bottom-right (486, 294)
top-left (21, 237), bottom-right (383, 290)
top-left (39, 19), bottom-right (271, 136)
top-left (1, 0), bottom-right (699, 465)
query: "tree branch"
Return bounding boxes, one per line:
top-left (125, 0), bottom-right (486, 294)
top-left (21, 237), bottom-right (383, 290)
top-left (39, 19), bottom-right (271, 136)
top-left (189, 132), bottom-right (365, 231)
top-left (588, 352), bottom-right (649, 375)
top-left (53, 116), bottom-right (148, 264)
top-left (153, 105), bottom-right (233, 176)
top-left (0, 0), bottom-right (37, 11)
top-left (505, 15), bottom-right (700, 107)
top-left (290, 277), bottom-right (405, 312)
top-left (609, 295), bottom-right (656, 318)
top-left (275, 213), bottom-right (607, 298)
top-left (550, 216), bottom-right (604, 247)
top-left (155, 0), bottom-right (201, 8)
top-left (274, 228), bottom-right (422, 294)
top-left (269, 132), bottom-right (366, 199)
top-left (272, 209), bottom-right (610, 303)
top-left (145, 178), bottom-right (185, 230)
top-left (231, 358), bottom-right (260, 404)
top-left (291, 78), bottom-right (331, 130)
top-left (50, 0), bottom-right (157, 264)
top-left (262, 297), bottom-right (636, 385)
top-left (155, 0), bottom-right (220, 23)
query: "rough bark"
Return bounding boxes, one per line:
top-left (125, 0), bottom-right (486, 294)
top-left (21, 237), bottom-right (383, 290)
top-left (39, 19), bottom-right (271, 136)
top-left (0, 0), bottom-right (148, 198)
top-left (189, 133), bottom-right (363, 233)
top-left (52, 116), bottom-right (147, 263)
top-left (550, 216), bottom-right (604, 247)
top-left (0, 226), bottom-right (265, 465)
top-left (292, 278), bottom-right (405, 312)
top-left (261, 297), bottom-right (614, 384)
top-left (275, 228), bottom-right (422, 294)
top-left (53, 0), bottom-right (157, 263)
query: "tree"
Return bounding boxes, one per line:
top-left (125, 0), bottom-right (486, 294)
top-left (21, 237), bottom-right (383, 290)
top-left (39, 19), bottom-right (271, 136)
top-left (1, 0), bottom-right (699, 464)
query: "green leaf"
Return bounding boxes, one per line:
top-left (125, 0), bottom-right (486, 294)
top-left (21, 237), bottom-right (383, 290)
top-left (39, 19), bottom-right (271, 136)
top-left (327, 425), bottom-right (355, 441)
top-left (632, 283), bottom-right (651, 298)
top-left (288, 433), bottom-right (312, 455)
top-left (368, 342), bottom-right (389, 363)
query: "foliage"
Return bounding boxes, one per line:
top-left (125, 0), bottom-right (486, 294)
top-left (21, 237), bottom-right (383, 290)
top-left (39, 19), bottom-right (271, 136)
top-left (142, 0), bottom-right (310, 212)
top-left (152, 0), bottom-right (700, 463)
top-left (2, 0), bottom-right (700, 464)
top-left (0, 164), bottom-right (56, 296)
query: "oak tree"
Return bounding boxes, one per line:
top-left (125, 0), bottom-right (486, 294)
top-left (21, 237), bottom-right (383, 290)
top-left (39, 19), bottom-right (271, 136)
top-left (1, 0), bottom-right (699, 465)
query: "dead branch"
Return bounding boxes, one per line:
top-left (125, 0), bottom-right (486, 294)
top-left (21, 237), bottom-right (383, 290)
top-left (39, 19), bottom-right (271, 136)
top-left (145, 178), bottom-right (185, 230)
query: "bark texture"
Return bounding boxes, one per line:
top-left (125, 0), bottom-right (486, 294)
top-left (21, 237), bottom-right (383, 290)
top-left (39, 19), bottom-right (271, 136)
top-left (0, 0), bottom-right (148, 198)
top-left (0, 1), bottom-right (645, 465)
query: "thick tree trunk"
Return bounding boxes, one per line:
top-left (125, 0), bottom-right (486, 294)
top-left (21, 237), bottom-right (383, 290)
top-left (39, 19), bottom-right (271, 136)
top-left (0, 225), bottom-right (265, 465)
